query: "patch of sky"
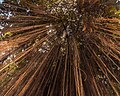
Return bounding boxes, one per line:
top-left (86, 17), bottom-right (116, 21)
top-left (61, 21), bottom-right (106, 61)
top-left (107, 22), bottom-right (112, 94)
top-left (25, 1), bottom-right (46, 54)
top-left (0, 0), bottom-right (3, 4)
top-left (116, 0), bottom-right (120, 3)
top-left (0, 25), bottom-right (4, 29)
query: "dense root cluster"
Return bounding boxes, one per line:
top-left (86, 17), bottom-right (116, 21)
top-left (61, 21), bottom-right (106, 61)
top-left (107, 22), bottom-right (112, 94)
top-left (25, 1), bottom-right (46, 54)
top-left (0, 0), bottom-right (120, 96)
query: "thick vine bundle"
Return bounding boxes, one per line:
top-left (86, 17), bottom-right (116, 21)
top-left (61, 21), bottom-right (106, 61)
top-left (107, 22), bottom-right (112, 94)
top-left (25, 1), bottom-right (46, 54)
top-left (0, 0), bottom-right (120, 96)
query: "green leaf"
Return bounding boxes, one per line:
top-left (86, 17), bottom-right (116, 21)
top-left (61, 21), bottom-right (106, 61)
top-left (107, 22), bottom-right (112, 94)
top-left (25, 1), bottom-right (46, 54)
top-left (4, 32), bottom-right (13, 37)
